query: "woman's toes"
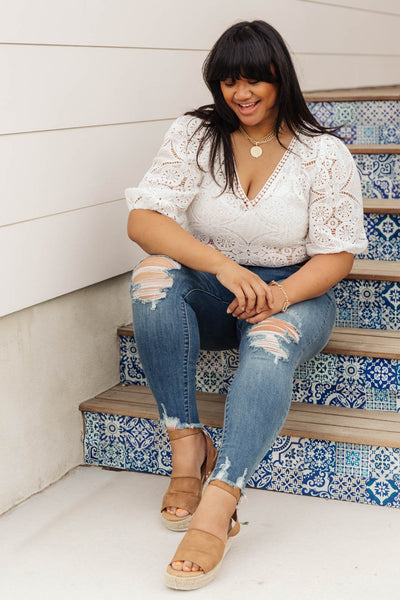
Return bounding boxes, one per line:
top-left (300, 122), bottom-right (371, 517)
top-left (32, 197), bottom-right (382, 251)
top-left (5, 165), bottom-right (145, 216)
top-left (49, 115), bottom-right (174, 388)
top-left (175, 508), bottom-right (189, 517)
top-left (172, 561), bottom-right (183, 571)
top-left (166, 507), bottom-right (176, 515)
top-left (191, 563), bottom-right (203, 572)
top-left (182, 561), bottom-right (193, 572)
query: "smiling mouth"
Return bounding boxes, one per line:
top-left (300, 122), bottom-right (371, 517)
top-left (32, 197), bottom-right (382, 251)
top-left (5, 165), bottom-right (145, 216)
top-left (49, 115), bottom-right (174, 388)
top-left (238, 101), bottom-right (259, 108)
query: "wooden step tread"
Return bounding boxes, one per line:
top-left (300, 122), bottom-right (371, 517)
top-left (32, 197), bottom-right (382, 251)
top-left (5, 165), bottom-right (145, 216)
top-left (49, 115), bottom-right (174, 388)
top-left (326, 328), bottom-right (399, 359)
top-left (348, 259), bottom-right (400, 282)
top-left (80, 384), bottom-right (400, 449)
top-left (304, 86), bottom-right (400, 102)
top-left (350, 145), bottom-right (400, 154)
top-left (117, 324), bottom-right (399, 359)
top-left (363, 199), bottom-right (400, 214)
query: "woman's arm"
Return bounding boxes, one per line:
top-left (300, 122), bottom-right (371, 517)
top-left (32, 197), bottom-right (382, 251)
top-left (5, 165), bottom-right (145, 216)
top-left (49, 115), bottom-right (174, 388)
top-left (128, 209), bottom-right (275, 313)
top-left (228, 251), bottom-right (354, 323)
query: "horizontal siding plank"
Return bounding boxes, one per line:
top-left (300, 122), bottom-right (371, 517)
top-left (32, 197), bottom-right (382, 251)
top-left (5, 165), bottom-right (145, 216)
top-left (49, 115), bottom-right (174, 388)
top-left (0, 202), bottom-right (144, 317)
top-left (1, 0), bottom-right (399, 55)
top-left (80, 385), bottom-right (400, 448)
top-left (0, 46), bottom-right (209, 135)
top-left (302, 0), bottom-right (400, 15)
top-left (2, 45), bottom-right (399, 135)
top-left (0, 120), bottom-right (173, 227)
top-left (296, 54), bottom-right (400, 91)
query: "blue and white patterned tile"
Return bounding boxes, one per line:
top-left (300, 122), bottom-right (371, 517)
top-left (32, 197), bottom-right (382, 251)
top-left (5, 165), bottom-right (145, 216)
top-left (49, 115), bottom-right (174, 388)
top-left (365, 388), bottom-right (400, 411)
top-left (303, 439), bottom-right (336, 473)
top-left (120, 335), bottom-right (399, 411)
top-left (308, 101), bottom-right (400, 145)
top-left (334, 280), bottom-right (400, 330)
top-left (293, 381), bottom-right (367, 409)
top-left (370, 446), bottom-right (400, 478)
top-left (358, 214), bottom-right (400, 262)
top-left (295, 353), bottom-right (337, 385)
top-left (328, 475), bottom-right (368, 503)
top-left (268, 435), bottom-right (306, 471)
top-left (364, 358), bottom-right (399, 391)
top-left (120, 335), bottom-right (148, 386)
top-left (269, 466), bottom-right (304, 494)
top-left (301, 470), bottom-right (334, 499)
top-left (247, 460), bottom-right (274, 489)
top-left (83, 412), bottom-right (400, 508)
top-left (366, 476), bottom-right (400, 507)
top-left (354, 154), bottom-right (400, 199)
top-left (336, 442), bottom-right (370, 477)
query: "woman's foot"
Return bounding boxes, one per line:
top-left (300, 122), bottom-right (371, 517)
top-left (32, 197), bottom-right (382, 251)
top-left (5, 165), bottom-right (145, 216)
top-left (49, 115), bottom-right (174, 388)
top-left (161, 428), bottom-right (218, 530)
top-left (165, 428), bottom-right (206, 517)
top-left (170, 483), bottom-right (238, 572)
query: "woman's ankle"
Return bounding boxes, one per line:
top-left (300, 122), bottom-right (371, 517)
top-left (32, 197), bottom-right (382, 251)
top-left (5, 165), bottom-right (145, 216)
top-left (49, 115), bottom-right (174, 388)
top-left (168, 428), bottom-right (206, 478)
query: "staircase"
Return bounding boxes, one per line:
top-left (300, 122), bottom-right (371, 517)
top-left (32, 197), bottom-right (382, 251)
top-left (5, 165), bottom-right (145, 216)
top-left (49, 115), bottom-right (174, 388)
top-left (80, 87), bottom-right (400, 509)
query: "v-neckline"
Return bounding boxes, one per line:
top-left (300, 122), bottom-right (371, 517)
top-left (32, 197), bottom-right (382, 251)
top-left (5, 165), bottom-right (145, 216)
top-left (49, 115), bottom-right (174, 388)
top-left (234, 135), bottom-right (298, 209)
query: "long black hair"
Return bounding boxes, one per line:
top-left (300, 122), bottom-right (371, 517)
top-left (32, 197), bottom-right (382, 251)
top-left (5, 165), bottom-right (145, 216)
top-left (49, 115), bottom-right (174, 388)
top-left (186, 20), bottom-right (338, 192)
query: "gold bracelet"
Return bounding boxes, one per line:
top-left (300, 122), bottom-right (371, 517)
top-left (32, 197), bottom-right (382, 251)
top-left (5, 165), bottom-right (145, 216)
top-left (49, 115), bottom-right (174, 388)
top-left (270, 280), bottom-right (291, 312)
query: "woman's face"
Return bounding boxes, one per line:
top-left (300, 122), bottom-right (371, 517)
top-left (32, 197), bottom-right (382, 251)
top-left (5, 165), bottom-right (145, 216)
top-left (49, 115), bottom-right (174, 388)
top-left (220, 76), bottom-right (279, 130)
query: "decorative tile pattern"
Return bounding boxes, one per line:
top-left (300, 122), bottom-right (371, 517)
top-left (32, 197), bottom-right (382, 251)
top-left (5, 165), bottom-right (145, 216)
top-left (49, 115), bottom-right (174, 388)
top-left (353, 154), bottom-right (400, 199)
top-left (357, 214), bottom-right (400, 261)
top-left (336, 442), bottom-right (370, 477)
top-left (83, 412), bottom-right (400, 508)
top-left (308, 101), bottom-right (400, 145)
top-left (120, 335), bottom-right (400, 412)
top-left (334, 280), bottom-right (400, 330)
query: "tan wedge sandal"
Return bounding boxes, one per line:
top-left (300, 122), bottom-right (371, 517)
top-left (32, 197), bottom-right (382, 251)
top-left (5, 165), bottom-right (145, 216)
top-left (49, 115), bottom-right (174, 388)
top-left (165, 480), bottom-right (241, 590)
top-left (161, 428), bottom-right (218, 532)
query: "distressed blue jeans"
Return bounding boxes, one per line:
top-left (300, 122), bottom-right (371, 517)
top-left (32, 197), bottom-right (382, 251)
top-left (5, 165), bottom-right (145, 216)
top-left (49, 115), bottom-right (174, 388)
top-left (130, 255), bottom-right (337, 493)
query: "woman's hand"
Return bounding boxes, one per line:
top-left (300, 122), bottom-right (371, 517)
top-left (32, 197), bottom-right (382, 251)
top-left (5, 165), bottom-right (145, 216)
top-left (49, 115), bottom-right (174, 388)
top-left (215, 261), bottom-right (275, 316)
top-left (227, 284), bottom-right (287, 323)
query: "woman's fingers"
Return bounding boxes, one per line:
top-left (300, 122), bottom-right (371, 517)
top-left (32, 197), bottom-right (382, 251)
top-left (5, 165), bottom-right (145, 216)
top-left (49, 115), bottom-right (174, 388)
top-left (245, 310), bottom-right (271, 323)
top-left (217, 262), bottom-right (276, 316)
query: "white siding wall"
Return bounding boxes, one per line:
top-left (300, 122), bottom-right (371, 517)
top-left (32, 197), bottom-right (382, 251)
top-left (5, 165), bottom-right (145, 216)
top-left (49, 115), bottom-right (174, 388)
top-left (0, 0), bottom-right (398, 513)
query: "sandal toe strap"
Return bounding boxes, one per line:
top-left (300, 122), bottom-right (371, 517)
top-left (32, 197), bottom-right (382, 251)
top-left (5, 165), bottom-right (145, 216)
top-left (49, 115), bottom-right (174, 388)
top-left (161, 477), bottom-right (202, 514)
top-left (170, 529), bottom-right (225, 574)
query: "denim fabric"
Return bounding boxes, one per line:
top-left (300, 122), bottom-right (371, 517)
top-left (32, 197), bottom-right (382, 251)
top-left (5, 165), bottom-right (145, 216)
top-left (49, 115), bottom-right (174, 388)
top-left (130, 256), bottom-right (337, 492)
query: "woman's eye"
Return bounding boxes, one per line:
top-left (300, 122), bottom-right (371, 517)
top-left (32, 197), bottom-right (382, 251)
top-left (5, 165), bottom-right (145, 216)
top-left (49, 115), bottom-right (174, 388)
top-left (222, 80), bottom-right (235, 87)
top-left (248, 80), bottom-right (260, 85)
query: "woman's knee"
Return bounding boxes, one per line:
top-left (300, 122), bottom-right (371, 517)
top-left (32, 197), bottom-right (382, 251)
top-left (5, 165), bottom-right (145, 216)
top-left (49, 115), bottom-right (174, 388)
top-left (131, 255), bottom-right (182, 310)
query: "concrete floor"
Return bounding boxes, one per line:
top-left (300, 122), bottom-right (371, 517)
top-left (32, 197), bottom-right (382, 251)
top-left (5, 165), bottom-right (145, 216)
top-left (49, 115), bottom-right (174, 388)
top-left (0, 466), bottom-right (399, 600)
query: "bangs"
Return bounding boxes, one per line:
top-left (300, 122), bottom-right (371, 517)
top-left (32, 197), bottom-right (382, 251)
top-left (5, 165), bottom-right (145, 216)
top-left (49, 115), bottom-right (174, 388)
top-left (205, 29), bottom-right (278, 84)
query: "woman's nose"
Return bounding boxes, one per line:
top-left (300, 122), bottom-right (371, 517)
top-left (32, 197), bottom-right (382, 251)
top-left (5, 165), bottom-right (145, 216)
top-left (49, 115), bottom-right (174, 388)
top-left (234, 82), bottom-right (252, 100)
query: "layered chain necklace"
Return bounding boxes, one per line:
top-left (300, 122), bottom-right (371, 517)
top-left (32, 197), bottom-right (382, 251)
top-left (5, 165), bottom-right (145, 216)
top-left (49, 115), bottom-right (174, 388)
top-left (239, 126), bottom-right (276, 158)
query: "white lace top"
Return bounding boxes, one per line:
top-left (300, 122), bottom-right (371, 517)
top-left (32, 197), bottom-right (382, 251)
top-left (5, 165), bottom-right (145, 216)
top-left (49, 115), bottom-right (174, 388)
top-left (125, 115), bottom-right (368, 267)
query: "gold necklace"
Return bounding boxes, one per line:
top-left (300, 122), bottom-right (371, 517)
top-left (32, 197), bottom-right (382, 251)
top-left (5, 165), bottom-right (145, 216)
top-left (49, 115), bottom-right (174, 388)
top-left (239, 126), bottom-right (276, 158)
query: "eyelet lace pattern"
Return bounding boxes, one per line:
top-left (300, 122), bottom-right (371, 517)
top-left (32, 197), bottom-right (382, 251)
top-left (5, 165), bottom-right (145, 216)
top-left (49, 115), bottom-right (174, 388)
top-left (125, 115), bottom-right (368, 267)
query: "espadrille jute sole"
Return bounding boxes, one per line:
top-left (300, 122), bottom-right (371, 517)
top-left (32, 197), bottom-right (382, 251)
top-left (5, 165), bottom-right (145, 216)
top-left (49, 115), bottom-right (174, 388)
top-left (160, 512), bottom-right (193, 531)
top-left (164, 537), bottom-right (233, 590)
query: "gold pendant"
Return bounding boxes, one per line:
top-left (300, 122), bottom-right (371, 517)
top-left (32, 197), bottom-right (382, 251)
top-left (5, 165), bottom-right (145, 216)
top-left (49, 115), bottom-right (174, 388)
top-left (250, 145), bottom-right (262, 158)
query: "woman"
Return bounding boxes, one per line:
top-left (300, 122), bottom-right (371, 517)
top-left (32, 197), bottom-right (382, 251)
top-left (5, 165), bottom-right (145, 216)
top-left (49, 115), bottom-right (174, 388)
top-left (125, 20), bottom-right (367, 590)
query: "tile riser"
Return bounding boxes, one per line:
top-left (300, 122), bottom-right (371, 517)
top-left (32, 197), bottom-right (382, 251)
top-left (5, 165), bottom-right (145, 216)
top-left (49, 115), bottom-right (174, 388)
top-left (358, 213), bottom-right (399, 261)
top-left (119, 336), bottom-right (400, 412)
top-left (82, 412), bottom-right (400, 508)
top-left (354, 154), bottom-right (400, 199)
top-left (334, 279), bottom-right (399, 331)
top-left (308, 101), bottom-right (400, 145)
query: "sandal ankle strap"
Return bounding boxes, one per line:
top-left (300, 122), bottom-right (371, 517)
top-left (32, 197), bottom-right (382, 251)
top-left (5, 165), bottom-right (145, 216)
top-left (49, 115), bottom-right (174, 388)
top-left (208, 479), bottom-right (242, 503)
top-left (168, 427), bottom-right (203, 441)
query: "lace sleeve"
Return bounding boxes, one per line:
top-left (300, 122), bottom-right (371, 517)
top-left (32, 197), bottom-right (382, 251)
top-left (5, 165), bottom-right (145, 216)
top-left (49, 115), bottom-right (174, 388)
top-left (306, 135), bottom-right (368, 257)
top-left (125, 115), bottom-right (204, 226)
